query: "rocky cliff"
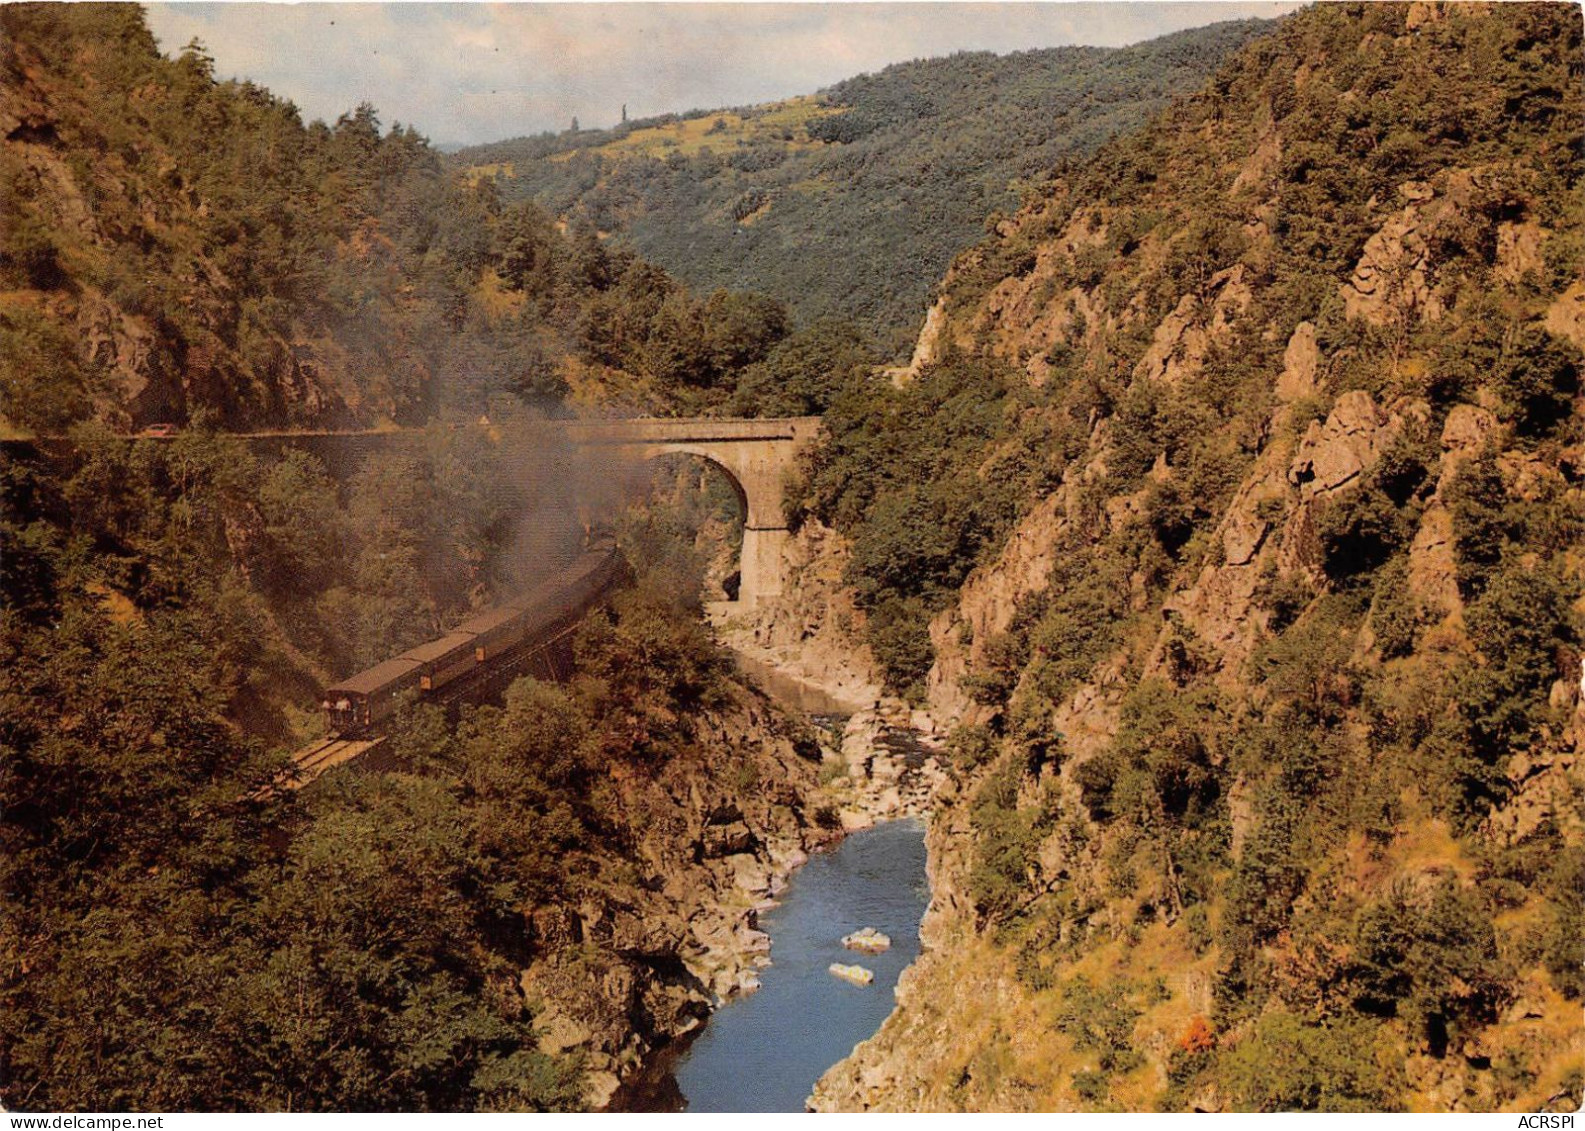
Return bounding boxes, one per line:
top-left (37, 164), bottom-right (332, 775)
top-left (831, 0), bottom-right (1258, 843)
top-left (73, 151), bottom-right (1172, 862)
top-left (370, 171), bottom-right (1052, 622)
top-left (801, 1), bottom-right (1583, 1112)
top-left (515, 677), bottom-right (826, 1108)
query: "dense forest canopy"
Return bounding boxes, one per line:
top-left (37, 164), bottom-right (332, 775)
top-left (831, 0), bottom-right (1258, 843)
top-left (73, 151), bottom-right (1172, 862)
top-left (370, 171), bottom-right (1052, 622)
top-left (457, 20), bottom-right (1271, 357)
top-left (0, 2), bottom-right (800, 433)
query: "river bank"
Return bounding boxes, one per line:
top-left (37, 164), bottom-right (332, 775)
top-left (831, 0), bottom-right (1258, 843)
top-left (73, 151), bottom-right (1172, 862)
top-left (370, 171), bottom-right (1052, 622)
top-left (619, 818), bottom-right (931, 1111)
top-left (600, 614), bottom-right (951, 1111)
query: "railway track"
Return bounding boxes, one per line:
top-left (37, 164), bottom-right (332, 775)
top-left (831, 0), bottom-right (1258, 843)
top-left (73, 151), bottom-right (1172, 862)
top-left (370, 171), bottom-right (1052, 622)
top-left (249, 735), bottom-right (389, 800)
top-left (291, 736), bottom-right (388, 779)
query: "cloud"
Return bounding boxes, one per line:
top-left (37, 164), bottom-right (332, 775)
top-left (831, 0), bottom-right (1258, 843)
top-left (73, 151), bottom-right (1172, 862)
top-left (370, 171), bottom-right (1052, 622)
top-left (143, 2), bottom-right (1303, 146)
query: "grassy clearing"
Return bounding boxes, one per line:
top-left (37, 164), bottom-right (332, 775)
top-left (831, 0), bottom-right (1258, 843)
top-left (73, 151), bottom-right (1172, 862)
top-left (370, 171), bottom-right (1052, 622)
top-left (557, 96), bottom-right (840, 163)
top-left (461, 161), bottom-right (515, 182)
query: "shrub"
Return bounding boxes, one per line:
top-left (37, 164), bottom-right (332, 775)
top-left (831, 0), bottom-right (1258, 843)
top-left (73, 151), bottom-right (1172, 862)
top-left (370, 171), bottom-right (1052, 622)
top-left (864, 595), bottom-right (936, 701)
top-left (1541, 847), bottom-right (1585, 999)
top-left (948, 723), bottom-right (1000, 771)
top-left (1368, 557), bottom-right (1418, 659)
top-left (1459, 562), bottom-right (1576, 756)
top-left (1316, 483), bottom-right (1415, 588)
top-left (1491, 328), bottom-right (1581, 440)
top-left (1219, 1012), bottom-right (1401, 1112)
top-left (1055, 975), bottom-right (1148, 1075)
top-left (968, 760), bottom-right (1041, 922)
top-left (1348, 879), bottom-right (1512, 1052)
top-left (1444, 449), bottom-right (1516, 600)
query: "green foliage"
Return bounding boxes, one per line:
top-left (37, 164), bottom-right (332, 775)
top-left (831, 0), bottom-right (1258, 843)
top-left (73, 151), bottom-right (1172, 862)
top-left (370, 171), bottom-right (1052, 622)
top-left (1539, 847), bottom-right (1585, 999)
top-left (1114, 679), bottom-right (1225, 826)
top-left (573, 577), bottom-right (732, 762)
top-left (1348, 880), bottom-right (1512, 1050)
top-left (967, 759), bottom-right (1043, 923)
top-left (224, 775), bottom-right (583, 1111)
top-left (727, 318), bottom-right (880, 417)
top-left (0, 306), bottom-right (101, 433)
top-left (1316, 480), bottom-right (1418, 588)
top-left (796, 351), bottom-right (1052, 694)
top-left (1218, 1012), bottom-right (1401, 1112)
top-left (464, 22), bottom-right (1269, 355)
top-left (1457, 561), bottom-right (1576, 760)
top-left (1368, 557), bottom-right (1419, 660)
top-left (1250, 594), bottom-right (1364, 725)
top-left (1221, 778), bottom-right (1309, 950)
top-left (0, 413), bottom-right (735, 1110)
top-left (1107, 378), bottom-right (1219, 493)
top-left (1444, 448), bottom-right (1519, 600)
top-left (948, 723), bottom-right (1001, 772)
top-left (1256, 566), bottom-right (1315, 635)
top-left (1023, 536), bottom-right (1133, 706)
top-left (1055, 975), bottom-right (1156, 1080)
top-left (563, 227), bottom-right (790, 399)
top-left (1489, 327), bottom-right (1582, 441)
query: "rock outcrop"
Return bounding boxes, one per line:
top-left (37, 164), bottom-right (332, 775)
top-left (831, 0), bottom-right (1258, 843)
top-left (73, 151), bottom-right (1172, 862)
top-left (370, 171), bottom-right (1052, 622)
top-left (507, 681), bottom-right (828, 1109)
top-left (829, 963), bottom-right (876, 986)
top-left (842, 927), bottom-right (893, 954)
top-left (712, 520), bottom-right (888, 714)
top-left (793, 1), bottom-right (1585, 1114)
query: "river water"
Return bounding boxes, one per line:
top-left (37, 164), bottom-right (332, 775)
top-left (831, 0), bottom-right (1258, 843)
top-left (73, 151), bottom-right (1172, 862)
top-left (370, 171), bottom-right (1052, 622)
top-left (625, 817), bottom-right (930, 1112)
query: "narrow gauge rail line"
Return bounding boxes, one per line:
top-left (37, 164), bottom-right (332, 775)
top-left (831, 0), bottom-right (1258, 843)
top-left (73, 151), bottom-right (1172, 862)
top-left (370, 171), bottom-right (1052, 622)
top-left (251, 736), bottom-right (388, 800)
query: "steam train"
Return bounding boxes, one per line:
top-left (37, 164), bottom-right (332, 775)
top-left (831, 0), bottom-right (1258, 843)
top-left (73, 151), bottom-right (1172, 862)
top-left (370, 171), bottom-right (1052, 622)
top-left (322, 539), bottom-right (624, 735)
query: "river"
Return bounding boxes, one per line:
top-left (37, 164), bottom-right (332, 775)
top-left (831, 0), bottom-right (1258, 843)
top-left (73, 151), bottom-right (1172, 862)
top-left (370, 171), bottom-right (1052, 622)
top-left (621, 817), bottom-right (930, 1112)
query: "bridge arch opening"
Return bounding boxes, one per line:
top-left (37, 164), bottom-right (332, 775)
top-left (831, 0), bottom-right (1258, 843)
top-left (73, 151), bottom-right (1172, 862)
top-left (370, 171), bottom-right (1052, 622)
top-left (638, 451), bottom-right (748, 603)
top-left (558, 416), bottom-right (820, 608)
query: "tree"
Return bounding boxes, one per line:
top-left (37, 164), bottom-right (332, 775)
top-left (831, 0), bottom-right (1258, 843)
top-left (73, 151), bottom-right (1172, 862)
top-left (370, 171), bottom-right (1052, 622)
top-left (1349, 880), bottom-right (1511, 1052)
top-left (700, 290), bottom-right (789, 376)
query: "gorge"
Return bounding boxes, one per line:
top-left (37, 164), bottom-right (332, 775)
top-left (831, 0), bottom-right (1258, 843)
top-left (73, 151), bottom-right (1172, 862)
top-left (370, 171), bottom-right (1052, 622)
top-left (2, 0), bottom-right (1581, 1115)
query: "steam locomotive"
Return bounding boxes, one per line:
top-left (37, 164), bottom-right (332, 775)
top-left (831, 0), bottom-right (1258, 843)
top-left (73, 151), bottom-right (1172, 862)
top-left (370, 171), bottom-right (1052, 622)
top-left (322, 539), bottom-right (624, 735)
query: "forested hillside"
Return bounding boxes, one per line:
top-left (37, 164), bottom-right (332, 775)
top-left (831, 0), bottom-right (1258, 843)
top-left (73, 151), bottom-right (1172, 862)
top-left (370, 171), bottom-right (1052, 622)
top-left (2, 420), bottom-right (824, 1109)
top-left (0, 3), bottom-right (793, 433)
top-left (788, 0), bottom-right (1584, 1111)
top-left (457, 20), bottom-right (1269, 355)
top-left (1, 5), bottom-right (829, 1112)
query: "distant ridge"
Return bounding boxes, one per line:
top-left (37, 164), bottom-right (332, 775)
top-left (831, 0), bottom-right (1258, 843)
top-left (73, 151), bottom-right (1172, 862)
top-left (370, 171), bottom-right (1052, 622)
top-left (454, 19), bottom-right (1274, 355)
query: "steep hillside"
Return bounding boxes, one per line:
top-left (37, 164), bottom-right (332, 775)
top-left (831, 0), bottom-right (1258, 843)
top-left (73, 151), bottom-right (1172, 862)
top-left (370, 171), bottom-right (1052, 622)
top-left (457, 21), bottom-right (1270, 355)
top-left (0, 4), bottom-right (792, 433)
top-left (1, 433), bottom-right (831, 1109)
top-left (796, 0), bottom-right (1583, 1111)
top-left (0, 7), bottom-right (833, 1112)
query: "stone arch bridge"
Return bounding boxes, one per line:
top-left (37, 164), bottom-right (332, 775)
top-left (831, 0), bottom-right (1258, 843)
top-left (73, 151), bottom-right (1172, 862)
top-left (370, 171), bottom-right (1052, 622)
top-left (559, 416), bottom-right (821, 608)
top-left (8, 414), bottom-right (823, 609)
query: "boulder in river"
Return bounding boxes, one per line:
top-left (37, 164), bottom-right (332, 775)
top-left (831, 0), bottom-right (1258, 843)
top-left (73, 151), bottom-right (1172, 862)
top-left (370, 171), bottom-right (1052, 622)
top-left (841, 927), bottom-right (892, 953)
top-left (829, 962), bottom-right (875, 986)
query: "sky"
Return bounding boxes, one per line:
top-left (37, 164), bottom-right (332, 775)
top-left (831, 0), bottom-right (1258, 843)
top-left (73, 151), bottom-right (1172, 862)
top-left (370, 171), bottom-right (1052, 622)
top-left (143, 2), bottom-right (1304, 149)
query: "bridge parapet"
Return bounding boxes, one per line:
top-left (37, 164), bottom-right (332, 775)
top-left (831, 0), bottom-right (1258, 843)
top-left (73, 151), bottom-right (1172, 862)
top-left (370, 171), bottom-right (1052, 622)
top-left (561, 416), bottom-right (821, 446)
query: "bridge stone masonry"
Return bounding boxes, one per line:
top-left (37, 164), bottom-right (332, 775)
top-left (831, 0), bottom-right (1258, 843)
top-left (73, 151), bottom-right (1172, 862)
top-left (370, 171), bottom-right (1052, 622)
top-left (559, 416), bottom-right (822, 609)
top-left (5, 414), bottom-right (824, 609)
